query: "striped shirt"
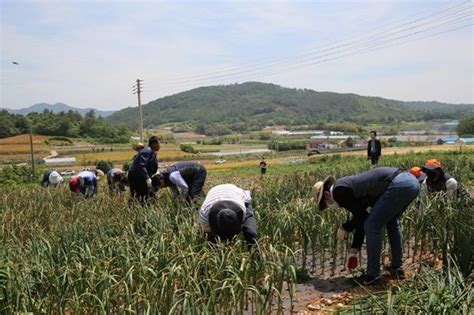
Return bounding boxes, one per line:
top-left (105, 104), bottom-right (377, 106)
top-left (199, 184), bottom-right (251, 232)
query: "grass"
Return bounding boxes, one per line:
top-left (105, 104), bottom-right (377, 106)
top-left (0, 150), bottom-right (473, 313)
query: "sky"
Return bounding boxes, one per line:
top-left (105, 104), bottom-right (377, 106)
top-left (1, 0), bottom-right (473, 111)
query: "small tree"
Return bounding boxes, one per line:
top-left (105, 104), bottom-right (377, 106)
top-left (180, 144), bottom-right (197, 154)
top-left (96, 160), bottom-right (114, 173)
top-left (457, 116), bottom-right (474, 136)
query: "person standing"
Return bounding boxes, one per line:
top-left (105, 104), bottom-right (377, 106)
top-left (69, 170), bottom-right (98, 198)
top-left (41, 170), bottom-right (63, 187)
top-left (367, 131), bottom-right (382, 165)
top-left (128, 136), bottom-right (160, 203)
top-left (312, 167), bottom-right (420, 285)
top-left (259, 157), bottom-right (267, 177)
top-left (152, 161), bottom-right (207, 203)
top-left (199, 184), bottom-right (258, 245)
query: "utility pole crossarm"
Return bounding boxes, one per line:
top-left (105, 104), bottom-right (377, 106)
top-left (133, 79), bottom-right (144, 142)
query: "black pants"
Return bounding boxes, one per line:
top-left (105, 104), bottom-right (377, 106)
top-left (370, 155), bottom-right (380, 165)
top-left (242, 204), bottom-right (258, 245)
top-left (41, 170), bottom-right (52, 187)
top-left (188, 169), bottom-right (207, 200)
top-left (128, 173), bottom-right (154, 204)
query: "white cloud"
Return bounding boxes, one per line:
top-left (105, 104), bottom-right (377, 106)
top-left (1, 0), bottom-right (472, 110)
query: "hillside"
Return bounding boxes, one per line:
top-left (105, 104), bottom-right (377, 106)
top-left (107, 82), bottom-right (473, 134)
top-left (2, 102), bottom-right (115, 117)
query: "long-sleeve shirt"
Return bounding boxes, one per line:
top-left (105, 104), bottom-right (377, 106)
top-left (332, 167), bottom-right (400, 249)
top-left (162, 162), bottom-right (207, 199)
top-left (367, 139), bottom-right (381, 157)
top-left (77, 171), bottom-right (97, 193)
top-left (169, 171), bottom-right (189, 198)
top-left (128, 147), bottom-right (158, 181)
top-left (421, 172), bottom-right (458, 197)
top-left (199, 184), bottom-right (251, 233)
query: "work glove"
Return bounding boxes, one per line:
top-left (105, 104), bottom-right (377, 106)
top-left (337, 227), bottom-right (348, 241)
top-left (146, 177), bottom-right (154, 193)
top-left (346, 248), bottom-right (359, 271)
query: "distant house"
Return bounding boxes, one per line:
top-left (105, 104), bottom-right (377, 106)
top-left (43, 157), bottom-right (76, 165)
top-left (460, 137), bottom-right (474, 144)
top-left (401, 130), bottom-right (427, 135)
top-left (330, 131), bottom-right (344, 135)
top-left (309, 139), bottom-right (330, 149)
top-left (437, 135), bottom-right (459, 145)
top-left (354, 140), bottom-right (368, 148)
top-left (272, 130), bottom-right (324, 136)
top-left (438, 121), bottom-right (459, 132)
top-left (311, 135), bottom-right (359, 140)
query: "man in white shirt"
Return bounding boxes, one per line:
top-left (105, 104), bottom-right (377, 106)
top-left (152, 162), bottom-right (207, 203)
top-left (199, 184), bottom-right (258, 245)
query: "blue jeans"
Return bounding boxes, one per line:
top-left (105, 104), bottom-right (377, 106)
top-left (364, 172), bottom-right (420, 277)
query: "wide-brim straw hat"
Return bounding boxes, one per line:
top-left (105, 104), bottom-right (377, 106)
top-left (311, 175), bottom-right (336, 211)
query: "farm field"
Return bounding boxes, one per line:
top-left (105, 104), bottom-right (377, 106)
top-left (1, 150), bottom-right (472, 313)
top-left (0, 134), bottom-right (49, 155)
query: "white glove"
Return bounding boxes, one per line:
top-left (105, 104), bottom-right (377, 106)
top-left (337, 227), bottom-right (348, 241)
top-left (146, 178), bottom-right (152, 188)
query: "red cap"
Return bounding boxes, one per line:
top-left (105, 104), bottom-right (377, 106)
top-left (69, 176), bottom-right (80, 192)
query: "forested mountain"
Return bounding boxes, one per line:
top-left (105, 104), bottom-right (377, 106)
top-left (107, 82), bottom-right (472, 135)
top-left (2, 103), bottom-right (114, 117)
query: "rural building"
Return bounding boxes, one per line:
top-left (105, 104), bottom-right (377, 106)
top-left (460, 137), bottom-right (474, 144)
top-left (43, 157), bottom-right (76, 165)
top-left (272, 130), bottom-right (324, 136)
top-left (379, 135), bottom-right (439, 143)
top-left (310, 135), bottom-right (358, 140)
top-left (437, 135), bottom-right (459, 144)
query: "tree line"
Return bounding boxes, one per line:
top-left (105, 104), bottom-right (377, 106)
top-left (0, 109), bottom-right (130, 142)
top-left (106, 82), bottom-right (474, 136)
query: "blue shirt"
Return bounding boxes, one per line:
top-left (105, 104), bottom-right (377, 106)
top-left (129, 147), bottom-right (158, 180)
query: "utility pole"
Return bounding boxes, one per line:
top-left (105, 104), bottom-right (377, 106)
top-left (133, 79), bottom-right (144, 142)
top-left (29, 124), bottom-right (36, 178)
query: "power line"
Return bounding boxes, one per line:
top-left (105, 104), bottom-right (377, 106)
top-left (145, 0), bottom-right (472, 86)
top-left (142, 8), bottom-right (472, 91)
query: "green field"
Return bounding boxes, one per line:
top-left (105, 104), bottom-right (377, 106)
top-left (1, 150), bottom-right (473, 313)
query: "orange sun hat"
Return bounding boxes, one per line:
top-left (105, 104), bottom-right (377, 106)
top-left (410, 166), bottom-right (423, 178)
top-left (422, 159), bottom-right (442, 171)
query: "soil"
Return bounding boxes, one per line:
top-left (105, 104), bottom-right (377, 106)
top-left (277, 249), bottom-right (443, 314)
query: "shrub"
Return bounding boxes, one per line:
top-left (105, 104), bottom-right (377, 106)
top-left (96, 160), bottom-right (114, 173)
top-left (180, 144), bottom-right (197, 154)
top-left (268, 141), bottom-right (306, 151)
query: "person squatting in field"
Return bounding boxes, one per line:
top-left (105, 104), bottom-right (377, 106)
top-left (421, 159), bottom-right (458, 196)
top-left (107, 168), bottom-right (128, 193)
top-left (199, 184), bottom-right (258, 246)
top-left (152, 161), bottom-right (207, 203)
top-left (312, 167), bottom-right (420, 285)
top-left (69, 170), bottom-right (99, 198)
top-left (41, 170), bottom-right (63, 187)
top-left (127, 136), bottom-right (160, 204)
